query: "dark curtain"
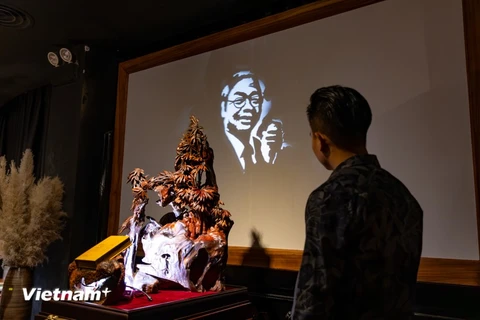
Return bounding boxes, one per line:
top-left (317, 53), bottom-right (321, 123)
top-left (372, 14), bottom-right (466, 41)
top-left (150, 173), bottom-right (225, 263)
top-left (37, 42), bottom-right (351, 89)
top-left (0, 85), bottom-right (51, 278)
top-left (0, 84), bottom-right (51, 178)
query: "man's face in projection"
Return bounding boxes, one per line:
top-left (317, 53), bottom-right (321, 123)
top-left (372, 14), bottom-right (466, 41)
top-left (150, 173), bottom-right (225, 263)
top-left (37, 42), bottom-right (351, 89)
top-left (222, 78), bottom-right (261, 131)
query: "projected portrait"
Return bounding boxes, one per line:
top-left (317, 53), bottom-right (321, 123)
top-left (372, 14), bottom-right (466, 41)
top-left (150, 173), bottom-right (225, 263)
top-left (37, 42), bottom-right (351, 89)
top-left (220, 71), bottom-right (289, 173)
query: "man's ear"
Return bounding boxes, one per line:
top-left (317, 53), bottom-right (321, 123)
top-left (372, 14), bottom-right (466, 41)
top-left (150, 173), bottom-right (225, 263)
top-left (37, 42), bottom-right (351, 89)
top-left (313, 132), bottom-right (326, 142)
top-left (311, 131), bottom-right (323, 149)
top-left (317, 133), bottom-right (331, 154)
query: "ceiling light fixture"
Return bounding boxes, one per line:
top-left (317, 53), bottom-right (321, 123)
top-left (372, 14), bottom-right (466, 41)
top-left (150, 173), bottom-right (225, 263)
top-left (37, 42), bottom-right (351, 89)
top-left (47, 47), bottom-right (79, 68)
top-left (59, 48), bottom-right (74, 64)
top-left (47, 52), bottom-right (60, 67)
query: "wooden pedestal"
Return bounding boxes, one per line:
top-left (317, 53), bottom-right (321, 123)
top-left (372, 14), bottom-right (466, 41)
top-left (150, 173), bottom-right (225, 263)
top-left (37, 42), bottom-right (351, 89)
top-left (35, 286), bottom-right (255, 320)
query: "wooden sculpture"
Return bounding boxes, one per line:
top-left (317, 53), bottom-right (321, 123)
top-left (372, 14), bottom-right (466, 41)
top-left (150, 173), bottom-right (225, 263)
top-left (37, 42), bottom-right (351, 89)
top-left (121, 116), bottom-right (234, 293)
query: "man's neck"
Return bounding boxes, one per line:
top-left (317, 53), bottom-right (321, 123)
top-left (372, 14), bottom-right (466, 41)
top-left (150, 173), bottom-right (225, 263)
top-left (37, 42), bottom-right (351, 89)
top-left (329, 147), bottom-right (368, 170)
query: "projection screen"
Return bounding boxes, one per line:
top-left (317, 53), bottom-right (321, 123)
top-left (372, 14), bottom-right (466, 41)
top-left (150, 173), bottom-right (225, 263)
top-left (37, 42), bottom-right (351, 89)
top-left (114, 0), bottom-right (479, 264)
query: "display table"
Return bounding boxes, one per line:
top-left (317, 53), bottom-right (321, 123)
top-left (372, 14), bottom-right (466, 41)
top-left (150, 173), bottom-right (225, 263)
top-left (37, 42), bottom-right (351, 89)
top-left (35, 286), bottom-right (255, 320)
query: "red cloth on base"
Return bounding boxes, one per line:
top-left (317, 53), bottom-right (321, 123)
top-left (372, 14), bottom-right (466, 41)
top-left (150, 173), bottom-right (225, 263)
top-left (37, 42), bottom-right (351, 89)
top-left (110, 289), bottom-right (218, 311)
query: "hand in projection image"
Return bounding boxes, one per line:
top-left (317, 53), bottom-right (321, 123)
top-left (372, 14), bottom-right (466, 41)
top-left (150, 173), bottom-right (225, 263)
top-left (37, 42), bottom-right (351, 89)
top-left (258, 118), bottom-right (284, 164)
top-left (220, 71), bottom-right (289, 173)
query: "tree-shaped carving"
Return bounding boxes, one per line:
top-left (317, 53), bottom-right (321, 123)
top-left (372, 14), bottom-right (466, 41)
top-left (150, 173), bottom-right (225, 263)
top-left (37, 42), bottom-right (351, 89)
top-left (120, 116), bottom-right (233, 293)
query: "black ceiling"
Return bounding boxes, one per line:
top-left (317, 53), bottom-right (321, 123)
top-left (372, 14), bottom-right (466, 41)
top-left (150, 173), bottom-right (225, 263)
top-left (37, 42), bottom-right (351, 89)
top-left (0, 0), bottom-right (314, 106)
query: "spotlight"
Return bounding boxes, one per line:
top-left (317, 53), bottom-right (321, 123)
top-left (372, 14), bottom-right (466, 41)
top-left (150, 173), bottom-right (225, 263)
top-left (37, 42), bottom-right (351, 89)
top-left (47, 52), bottom-right (60, 67)
top-left (59, 48), bottom-right (75, 64)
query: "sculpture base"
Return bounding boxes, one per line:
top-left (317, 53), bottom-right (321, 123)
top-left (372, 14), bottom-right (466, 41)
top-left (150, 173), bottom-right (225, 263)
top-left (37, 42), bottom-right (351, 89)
top-left (35, 286), bottom-right (255, 320)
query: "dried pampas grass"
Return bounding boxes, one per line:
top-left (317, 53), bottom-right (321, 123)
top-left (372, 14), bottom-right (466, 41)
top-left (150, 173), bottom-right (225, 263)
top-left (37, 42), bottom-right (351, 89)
top-left (0, 149), bottom-right (67, 267)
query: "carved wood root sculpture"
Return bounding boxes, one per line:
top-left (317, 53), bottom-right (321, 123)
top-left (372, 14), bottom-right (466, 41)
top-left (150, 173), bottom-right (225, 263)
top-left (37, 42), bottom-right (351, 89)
top-left (134, 221), bottom-right (227, 293)
top-left (121, 116), bottom-right (234, 293)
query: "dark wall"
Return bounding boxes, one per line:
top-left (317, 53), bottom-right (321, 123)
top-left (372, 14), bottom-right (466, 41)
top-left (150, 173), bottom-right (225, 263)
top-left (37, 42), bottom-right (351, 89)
top-left (31, 72), bottom-right (84, 318)
top-left (69, 46), bottom-right (118, 260)
top-left (30, 45), bottom-right (118, 319)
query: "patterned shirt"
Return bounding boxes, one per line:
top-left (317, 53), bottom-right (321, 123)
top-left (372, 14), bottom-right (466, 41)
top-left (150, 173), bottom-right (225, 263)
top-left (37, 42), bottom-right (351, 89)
top-left (291, 154), bottom-right (423, 320)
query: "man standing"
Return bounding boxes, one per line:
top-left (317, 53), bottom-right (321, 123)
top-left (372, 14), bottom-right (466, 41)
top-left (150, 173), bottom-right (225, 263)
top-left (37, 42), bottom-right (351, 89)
top-left (291, 86), bottom-right (423, 319)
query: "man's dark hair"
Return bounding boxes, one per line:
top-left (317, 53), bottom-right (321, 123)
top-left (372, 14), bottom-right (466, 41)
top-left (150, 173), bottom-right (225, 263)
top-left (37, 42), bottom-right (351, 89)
top-left (307, 85), bottom-right (372, 151)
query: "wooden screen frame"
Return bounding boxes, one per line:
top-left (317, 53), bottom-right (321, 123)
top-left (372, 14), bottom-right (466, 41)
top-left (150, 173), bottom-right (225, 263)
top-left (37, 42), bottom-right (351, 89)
top-left (108, 0), bottom-right (480, 286)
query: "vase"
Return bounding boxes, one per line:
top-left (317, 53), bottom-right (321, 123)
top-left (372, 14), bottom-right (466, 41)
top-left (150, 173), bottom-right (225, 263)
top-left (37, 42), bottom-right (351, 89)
top-left (0, 267), bottom-right (33, 320)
